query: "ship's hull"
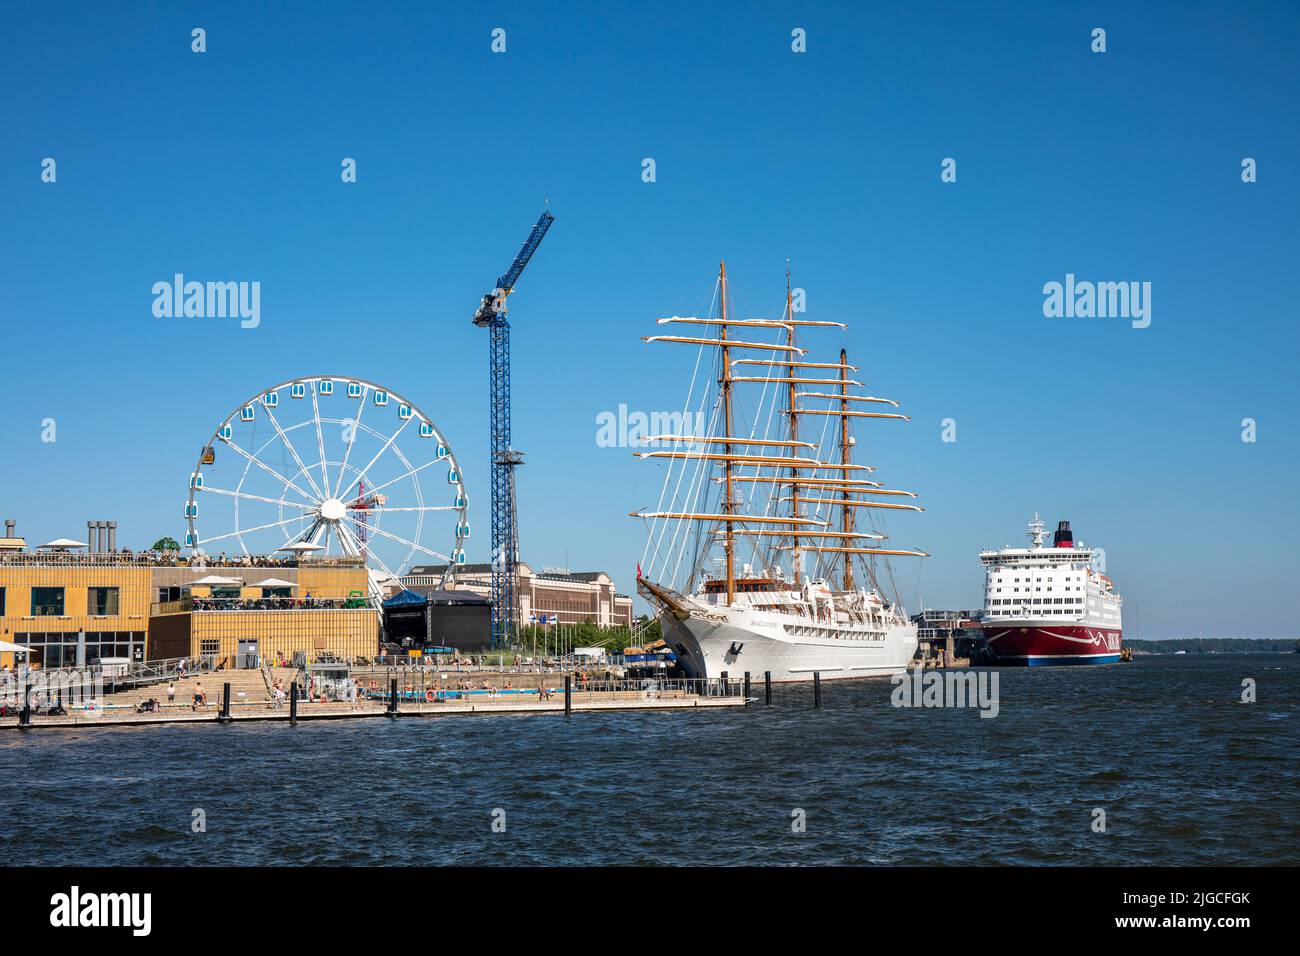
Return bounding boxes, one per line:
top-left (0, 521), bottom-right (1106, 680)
top-left (982, 623), bottom-right (1122, 666)
top-left (658, 606), bottom-right (918, 683)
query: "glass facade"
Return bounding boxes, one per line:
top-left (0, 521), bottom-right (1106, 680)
top-left (13, 631), bottom-right (145, 667)
top-left (88, 586), bottom-right (120, 616)
top-left (30, 587), bottom-right (64, 616)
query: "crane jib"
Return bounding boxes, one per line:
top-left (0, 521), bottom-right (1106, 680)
top-left (496, 210), bottom-right (556, 295)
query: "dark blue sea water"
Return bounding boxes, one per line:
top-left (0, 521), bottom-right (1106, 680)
top-left (2, 655), bottom-right (1296, 865)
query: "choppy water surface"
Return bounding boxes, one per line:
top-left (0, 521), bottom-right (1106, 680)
top-left (2, 655), bottom-right (1296, 865)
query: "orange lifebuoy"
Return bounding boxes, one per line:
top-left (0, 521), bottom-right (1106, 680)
top-left (425, 689), bottom-right (435, 702)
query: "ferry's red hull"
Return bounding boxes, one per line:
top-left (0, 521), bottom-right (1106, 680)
top-left (981, 623), bottom-right (1122, 666)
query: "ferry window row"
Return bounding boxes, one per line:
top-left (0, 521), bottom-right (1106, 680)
top-left (992, 586), bottom-right (1080, 593)
top-left (987, 608), bottom-right (1077, 616)
top-left (989, 598), bottom-right (1082, 605)
top-left (996, 576), bottom-right (1085, 585)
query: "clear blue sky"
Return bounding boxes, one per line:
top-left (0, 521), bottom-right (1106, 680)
top-left (2, 2), bottom-right (1297, 637)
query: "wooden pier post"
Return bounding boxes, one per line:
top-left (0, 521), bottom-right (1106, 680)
top-left (743, 671), bottom-right (751, 702)
top-left (721, 671), bottom-right (729, 697)
top-left (764, 671), bottom-right (772, 705)
top-left (813, 671), bottom-right (821, 708)
top-left (19, 682), bottom-right (31, 729)
top-left (564, 675), bottom-right (572, 715)
top-left (388, 678), bottom-right (398, 717)
top-left (289, 683), bottom-right (298, 725)
top-left (218, 682), bottom-right (233, 722)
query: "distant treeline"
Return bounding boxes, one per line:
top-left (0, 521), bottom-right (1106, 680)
top-left (1128, 638), bottom-right (1298, 654)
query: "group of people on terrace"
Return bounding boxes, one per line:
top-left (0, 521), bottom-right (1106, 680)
top-left (0, 550), bottom-right (362, 568)
top-left (190, 595), bottom-right (342, 611)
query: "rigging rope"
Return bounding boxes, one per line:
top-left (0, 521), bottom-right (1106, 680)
top-left (641, 280), bottom-right (719, 577)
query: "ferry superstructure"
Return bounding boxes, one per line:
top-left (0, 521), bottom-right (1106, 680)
top-left (979, 516), bottom-right (1123, 666)
top-left (632, 263), bottom-right (927, 683)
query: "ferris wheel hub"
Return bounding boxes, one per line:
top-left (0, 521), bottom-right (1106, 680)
top-left (319, 498), bottom-right (347, 521)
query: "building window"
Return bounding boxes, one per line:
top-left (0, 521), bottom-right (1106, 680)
top-left (89, 587), bottom-right (120, 616)
top-left (31, 587), bottom-right (65, 617)
top-left (200, 639), bottom-right (220, 655)
top-left (0, 586), bottom-right (5, 616)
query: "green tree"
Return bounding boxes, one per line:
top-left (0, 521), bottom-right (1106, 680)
top-left (152, 536), bottom-right (181, 552)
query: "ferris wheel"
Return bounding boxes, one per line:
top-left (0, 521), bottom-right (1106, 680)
top-left (184, 376), bottom-right (469, 601)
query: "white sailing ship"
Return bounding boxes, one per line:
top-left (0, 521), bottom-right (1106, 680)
top-left (633, 263), bottom-right (927, 683)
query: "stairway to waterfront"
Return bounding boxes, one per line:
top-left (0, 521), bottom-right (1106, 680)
top-left (267, 666), bottom-right (298, 687)
top-left (105, 670), bottom-right (271, 708)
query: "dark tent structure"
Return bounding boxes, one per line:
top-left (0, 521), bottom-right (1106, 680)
top-left (382, 588), bottom-right (490, 653)
top-left (383, 589), bottom-right (429, 609)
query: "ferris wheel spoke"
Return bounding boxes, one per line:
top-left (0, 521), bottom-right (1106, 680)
top-left (224, 439), bottom-right (321, 505)
top-left (336, 415), bottom-right (415, 505)
top-left (202, 486), bottom-right (319, 510)
top-left (334, 521), bottom-right (361, 557)
top-left (332, 386), bottom-right (369, 499)
top-left (357, 458), bottom-right (444, 499)
top-left (198, 514), bottom-right (315, 546)
top-left (304, 519), bottom-right (330, 547)
top-left (277, 518), bottom-right (326, 555)
top-left (262, 402), bottom-right (326, 500)
top-left (345, 505), bottom-right (458, 513)
top-left (338, 521), bottom-right (400, 582)
top-left (343, 514), bottom-right (450, 563)
top-left (311, 381), bottom-right (331, 495)
top-left (292, 518), bottom-right (325, 547)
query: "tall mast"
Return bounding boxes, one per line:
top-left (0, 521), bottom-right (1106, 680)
top-left (839, 347), bottom-right (855, 591)
top-left (786, 265), bottom-right (801, 585)
top-left (633, 274), bottom-right (929, 607)
top-left (720, 262), bottom-right (735, 604)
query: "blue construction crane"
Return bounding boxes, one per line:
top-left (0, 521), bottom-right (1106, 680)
top-left (472, 209), bottom-right (555, 647)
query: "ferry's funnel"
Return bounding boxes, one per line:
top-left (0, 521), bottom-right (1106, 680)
top-left (1053, 520), bottom-right (1073, 548)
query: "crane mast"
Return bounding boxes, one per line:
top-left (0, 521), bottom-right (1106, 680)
top-left (472, 209), bottom-right (556, 648)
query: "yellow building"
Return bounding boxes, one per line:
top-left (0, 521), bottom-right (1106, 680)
top-left (0, 551), bottom-right (378, 669)
top-left (0, 556), bottom-right (151, 669)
